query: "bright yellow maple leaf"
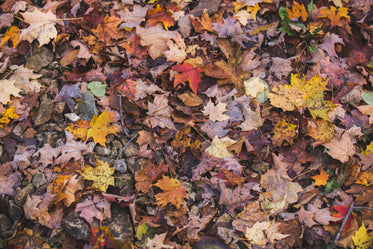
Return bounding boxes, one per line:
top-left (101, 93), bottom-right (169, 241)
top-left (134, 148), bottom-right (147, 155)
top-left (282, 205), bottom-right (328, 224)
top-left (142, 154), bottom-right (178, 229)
top-left (0, 106), bottom-right (19, 127)
top-left (311, 169), bottom-right (329, 186)
top-left (287, 2), bottom-right (308, 22)
top-left (86, 109), bottom-right (121, 147)
top-left (290, 74), bottom-right (329, 100)
top-left (272, 119), bottom-right (297, 147)
top-left (352, 223), bottom-right (373, 249)
top-left (306, 92), bottom-right (334, 121)
top-left (355, 170), bottom-right (373, 187)
top-left (154, 176), bottom-right (188, 209)
top-left (80, 159), bottom-right (115, 192)
top-left (66, 120), bottom-right (91, 141)
top-left (317, 6), bottom-right (350, 27)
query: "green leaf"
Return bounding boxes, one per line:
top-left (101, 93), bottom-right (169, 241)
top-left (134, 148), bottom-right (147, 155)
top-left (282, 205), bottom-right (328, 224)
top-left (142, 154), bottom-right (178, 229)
top-left (279, 26), bottom-right (294, 36)
top-left (278, 7), bottom-right (289, 20)
top-left (361, 90), bottom-right (373, 105)
top-left (135, 222), bottom-right (149, 240)
top-left (88, 81), bottom-right (107, 97)
top-left (309, 45), bottom-right (317, 53)
top-left (307, 0), bottom-right (314, 18)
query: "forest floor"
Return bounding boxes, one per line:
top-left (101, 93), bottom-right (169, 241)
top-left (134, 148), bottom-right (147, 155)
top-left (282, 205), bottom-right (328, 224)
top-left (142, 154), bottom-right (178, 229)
top-left (0, 0), bottom-right (373, 248)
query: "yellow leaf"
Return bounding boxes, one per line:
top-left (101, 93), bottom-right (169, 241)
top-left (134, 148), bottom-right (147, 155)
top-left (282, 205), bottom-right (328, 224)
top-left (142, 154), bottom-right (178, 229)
top-left (361, 141), bottom-right (373, 155)
top-left (287, 2), bottom-right (308, 22)
top-left (272, 119), bottom-right (297, 147)
top-left (205, 136), bottom-right (236, 158)
top-left (0, 26), bottom-right (21, 48)
top-left (307, 119), bottom-right (334, 144)
top-left (355, 170), bottom-right (373, 186)
top-left (311, 169), bottom-right (329, 186)
top-left (86, 109), bottom-right (121, 147)
top-left (80, 159), bottom-right (115, 192)
top-left (0, 106), bottom-right (19, 127)
top-left (352, 223), bottom-right (373, 249)
top-left (66, 120), bottom-right (91, 141)
top-left (154, 176), bottom-right (188, 209)
top-left (290, 74), bottom-right (329, 100)
top-left (268, 85), bottom-right (304, 111)
top-left (234, 4), bottom-right (260, 25)
top-left (317, 6), bottom-right (350, 27)
top-left (305, 92), bottom-right (334, 121)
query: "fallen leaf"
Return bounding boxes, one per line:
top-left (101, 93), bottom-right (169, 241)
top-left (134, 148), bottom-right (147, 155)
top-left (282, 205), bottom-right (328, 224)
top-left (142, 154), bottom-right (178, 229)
top-left (20, 8), bottom-right (57, 46)
top-left (357, 105), bottom-right (373, 124)
top-left (88, 81), bottom-right (107, 97)
top-left (76, 196), bottom-right (111, 225)
top-left (355, 170), bottom-right (373, 186)
top-left (86, 109), bottom-right (121, 147)
top-left (0, 26), bottom-right (21, 48)
top-left (92, 15), bottom-right (124, 45)
top-left (245, 221), bottom-right (289, 246)
top-left (317, 6), bottom-right (350, 27)
top-left (147, 4), bottom-right (175, 30)
top-left (311, 169), bottom-right (329, 186)
top-left (322, 130), bottom-right (355, 163)
top-left (0, 79), bottom-right (22, 104)
top-left (80, 158), bottom-right (115, 192)
top-left (146, 232), bottom-right (173, 249)
top-left (286, 2), bottom-right (308, 21)
top-left (352, 223), bottom-right (373, 249)
top-left (202, 100), bottom-right (230, 122)
top-left (154, 176), bottom-right (188, 209)
top-left (164, 37), bottom-right (187, 64)
top-left (205, 136), bottom-right (236, 158)
top-left (272, 119), bottom-right (298, 147)
top-left (173, 62), bottom-right (202, 94)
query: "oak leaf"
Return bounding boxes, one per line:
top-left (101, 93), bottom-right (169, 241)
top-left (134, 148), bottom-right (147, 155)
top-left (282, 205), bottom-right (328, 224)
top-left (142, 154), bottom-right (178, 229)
top-left (20, 9), bottom-right (57, 46)
top-left (172, 62), bottom-right (202, 94)
top-left (154, 176), bottom-right (188, 209)
top-left (86, 109), bottom-right (121, 147)
top-left (311, 169), bottom-right (329, 186)
top-left (80, 159), bottom-right (115, 192)
top-left (0, 79), bottom-right (22, 104)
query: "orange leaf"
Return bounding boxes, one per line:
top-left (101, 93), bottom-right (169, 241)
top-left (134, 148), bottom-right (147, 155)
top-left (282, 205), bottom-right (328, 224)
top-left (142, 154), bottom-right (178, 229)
top-left (135, 169), bottom-right (152, 193)
top-left (65, 119), bottom-right (91, 141)
top-left (92, 15), bottom-right (124, 44)
top-left (121, 35), bottom-right (150, 58)
top-left (173, 63), bottom-right (202, 94)
top-left (189, 12), bottom-right (213, 33)
top-left (311, 169), bottom-right (329, 186)
top-left (317, 6), bottom-right (350, 27)
top-left (154, 176), bottom-right (188, 209)
top-left (355, 170), bottom-right (373, 186)
top-left (86, 109), bottom-right (121, 147)
top-left (286, 2), bottom-right (308, 22)
top-left (147, 4), bottom-right (175, 30)
top-left (116, 79), bottom-right (138, 102)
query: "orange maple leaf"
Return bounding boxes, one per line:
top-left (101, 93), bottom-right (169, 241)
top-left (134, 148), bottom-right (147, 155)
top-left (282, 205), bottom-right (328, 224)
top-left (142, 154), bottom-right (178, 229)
top-left (154, 176), bottom-right (188, 209)
top-left (86, 109), bottom-right (121, 147)
top-left (190, 12), bottom-right (213, 33)
top-left (121, 35), bottom-right (150, 58)
top-left (311, 169), bottom-right (329, 186)
top-left (287, 2), bottom-right (308, 22)
top-left (317, 6), bottom-right (350, 27)
top-left (66, 120), bottom-right (91, 141)
top-left (93, 15), bottom-right (124, 44)
top-left (116, 79), bottom-right (138, 102)
top-left (147, 4), bottom-right (175, 30)
top-left (173, 63), bottom-right (202, 94)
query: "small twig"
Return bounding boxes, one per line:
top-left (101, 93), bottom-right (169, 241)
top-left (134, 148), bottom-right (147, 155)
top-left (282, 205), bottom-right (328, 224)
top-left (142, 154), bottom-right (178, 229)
top-left (114, 133), bottom-right (139, 165)
top-left (330, 203), bottom-right (354, 249)
top-left (354, 206), bottom-right (373, 212)
top-left (118, 94), bottom-right (130, 137)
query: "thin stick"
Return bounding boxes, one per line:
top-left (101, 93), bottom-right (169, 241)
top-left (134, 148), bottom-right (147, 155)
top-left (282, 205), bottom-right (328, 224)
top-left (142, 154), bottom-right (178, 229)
top-left (114, 133), bottom-right (139, 166)
top-left (118, 94), bottom-right (130, 137)
top-left (330, 203), bottom-right (354, 249)
top-left (354, 206), bottom-right (373, 212)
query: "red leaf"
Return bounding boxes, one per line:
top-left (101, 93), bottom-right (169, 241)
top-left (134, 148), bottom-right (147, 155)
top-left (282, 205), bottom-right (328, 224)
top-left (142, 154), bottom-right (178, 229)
top-left (172, 63), bottom-right (202, 94)
top-left (116, 79), bottom-right (138, 101)
top-left (332, 205), bottom-right (356, 234)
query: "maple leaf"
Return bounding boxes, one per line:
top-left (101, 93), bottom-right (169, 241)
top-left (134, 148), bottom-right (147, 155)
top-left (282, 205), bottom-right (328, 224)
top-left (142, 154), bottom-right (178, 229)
top-left (0, 26), bottom-right (21, 48)
top-left (146, 94), bottom-right (176, 130)
top-left (0, 79), bottom-right (22, 104)
top-left (11, 65), bottom-right (42, 94)
top-left (322, 130), bottom-right (355, 163)
top-left (212, 16), bottom-right (248, 47)
top-left (245, 221), bottom-right (289, 247)
top-left (190, 12), bottom-right (213, 33)
top-left (92, 15), bottom-right (124, 44)
top-left (352, 223), bottom-right (373, 249)
top-left (76, 196), bottom-right (111, 225)
top-left (286, 2), bottom-right (308, 22)
top-left (146, 232), bottom-right (173, 249)
top-left (268, 85), bottom-right (304, 111)
top-left (116, 79), bottom-right (138, 102)
top-left (234, 4), bottom-right (260, 25)
top-left (164, 37), bottom-right (187, 64)
top-left (311, 169), bottom-right (329, 186)
top-left (355, 170), bottom-right (373, 186)
top-left (305, 91), bottom-right (334, 121)
top-left (86, 109), bottom-right (121, 147)
top-left (202, 100), bottom-right (230, 122)
top-left (317, 6), bottom-right (350, 27)
top-left (20, 9), bottom-right (57, 46)
top-left (307, 119), bottom-right (334, 145)
top-left (172, 62), bottom-right (202, 94)
top-left (117, 4), bottom-right (150, 29)
top-left (80, 159), bottom-right (115, 192)
top-left (65, 119), bottom-right (91, 141)
top-left (147, 4), bottom-right (175, 30)
top-left (154, 176), bottom-right (188, 209)
top-left (332, 205), bottom-right (356, 234)
top-left (121, 34), bottom-right (150, 58)
top-left (272, 119), bottom-right (298, 147)
top-left (205, 136), bottom-right (236, 158)
top-left (135, 169), bottom-right (152, 193)
top-left (47, 174), bottom-right (83, 207)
